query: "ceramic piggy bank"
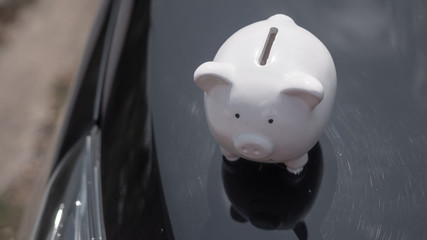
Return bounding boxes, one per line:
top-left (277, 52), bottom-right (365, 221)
top-left (194, 14), bottom-right (336, 174)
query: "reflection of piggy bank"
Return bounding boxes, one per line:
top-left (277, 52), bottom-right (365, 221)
top-left (194, 14), bottom-right (336, 174)
top-left (222, 143), bottom-right (323, 239)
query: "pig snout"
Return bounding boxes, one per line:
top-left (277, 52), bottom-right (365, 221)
top-left (233, 133), bottom-right (274, 160)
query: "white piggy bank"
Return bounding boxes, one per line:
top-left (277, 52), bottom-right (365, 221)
top-left (194, 14), bottom-right (336, 174)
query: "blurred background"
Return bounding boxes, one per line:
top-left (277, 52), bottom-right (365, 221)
top-left (0, 0), bottom-right (100, 239)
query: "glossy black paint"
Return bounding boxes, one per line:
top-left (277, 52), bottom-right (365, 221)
top-left (100, 0), bottom-right (174, 239)
top-left (146, 0), bottom-right (427, 239)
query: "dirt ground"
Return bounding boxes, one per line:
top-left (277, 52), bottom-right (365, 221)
top-left (0, 0), bottom-right (100, 238)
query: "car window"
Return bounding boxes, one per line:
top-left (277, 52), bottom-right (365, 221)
top-left (30, 127), bottom-right (105, 240)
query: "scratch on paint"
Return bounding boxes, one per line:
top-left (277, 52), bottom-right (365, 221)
top-left (197, 176), bottom-right (204, 189)
top-left (347, 161), bottom-right (353, 176)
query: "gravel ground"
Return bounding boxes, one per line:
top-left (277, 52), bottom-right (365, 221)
top-left (0, 0), bottom-right (100, 238)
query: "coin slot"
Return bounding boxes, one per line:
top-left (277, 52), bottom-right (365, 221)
top-left (259, 27), bottom-right (278, 66)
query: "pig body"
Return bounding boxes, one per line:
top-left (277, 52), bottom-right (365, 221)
top-left (194, 14), bottom-right (336, 174)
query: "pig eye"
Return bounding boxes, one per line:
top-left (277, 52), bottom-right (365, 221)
top-left (268, 119), bottom-right (274, 124)
top-left (235, 113), bottom-right (240, 119)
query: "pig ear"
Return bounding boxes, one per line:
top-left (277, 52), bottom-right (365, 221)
top-left (281, 73), bottom-right (324, 109)
top-left (194, 62), bottom-right (234, 93)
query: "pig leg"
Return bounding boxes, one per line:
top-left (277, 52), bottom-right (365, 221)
top-left (285, 153), bottom-right (308, 175)
top-left (220, 146), bottom-right (239, 161)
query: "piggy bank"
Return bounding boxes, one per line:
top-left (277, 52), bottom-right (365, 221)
top-left (194, 14), bottom-right (336, 174)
